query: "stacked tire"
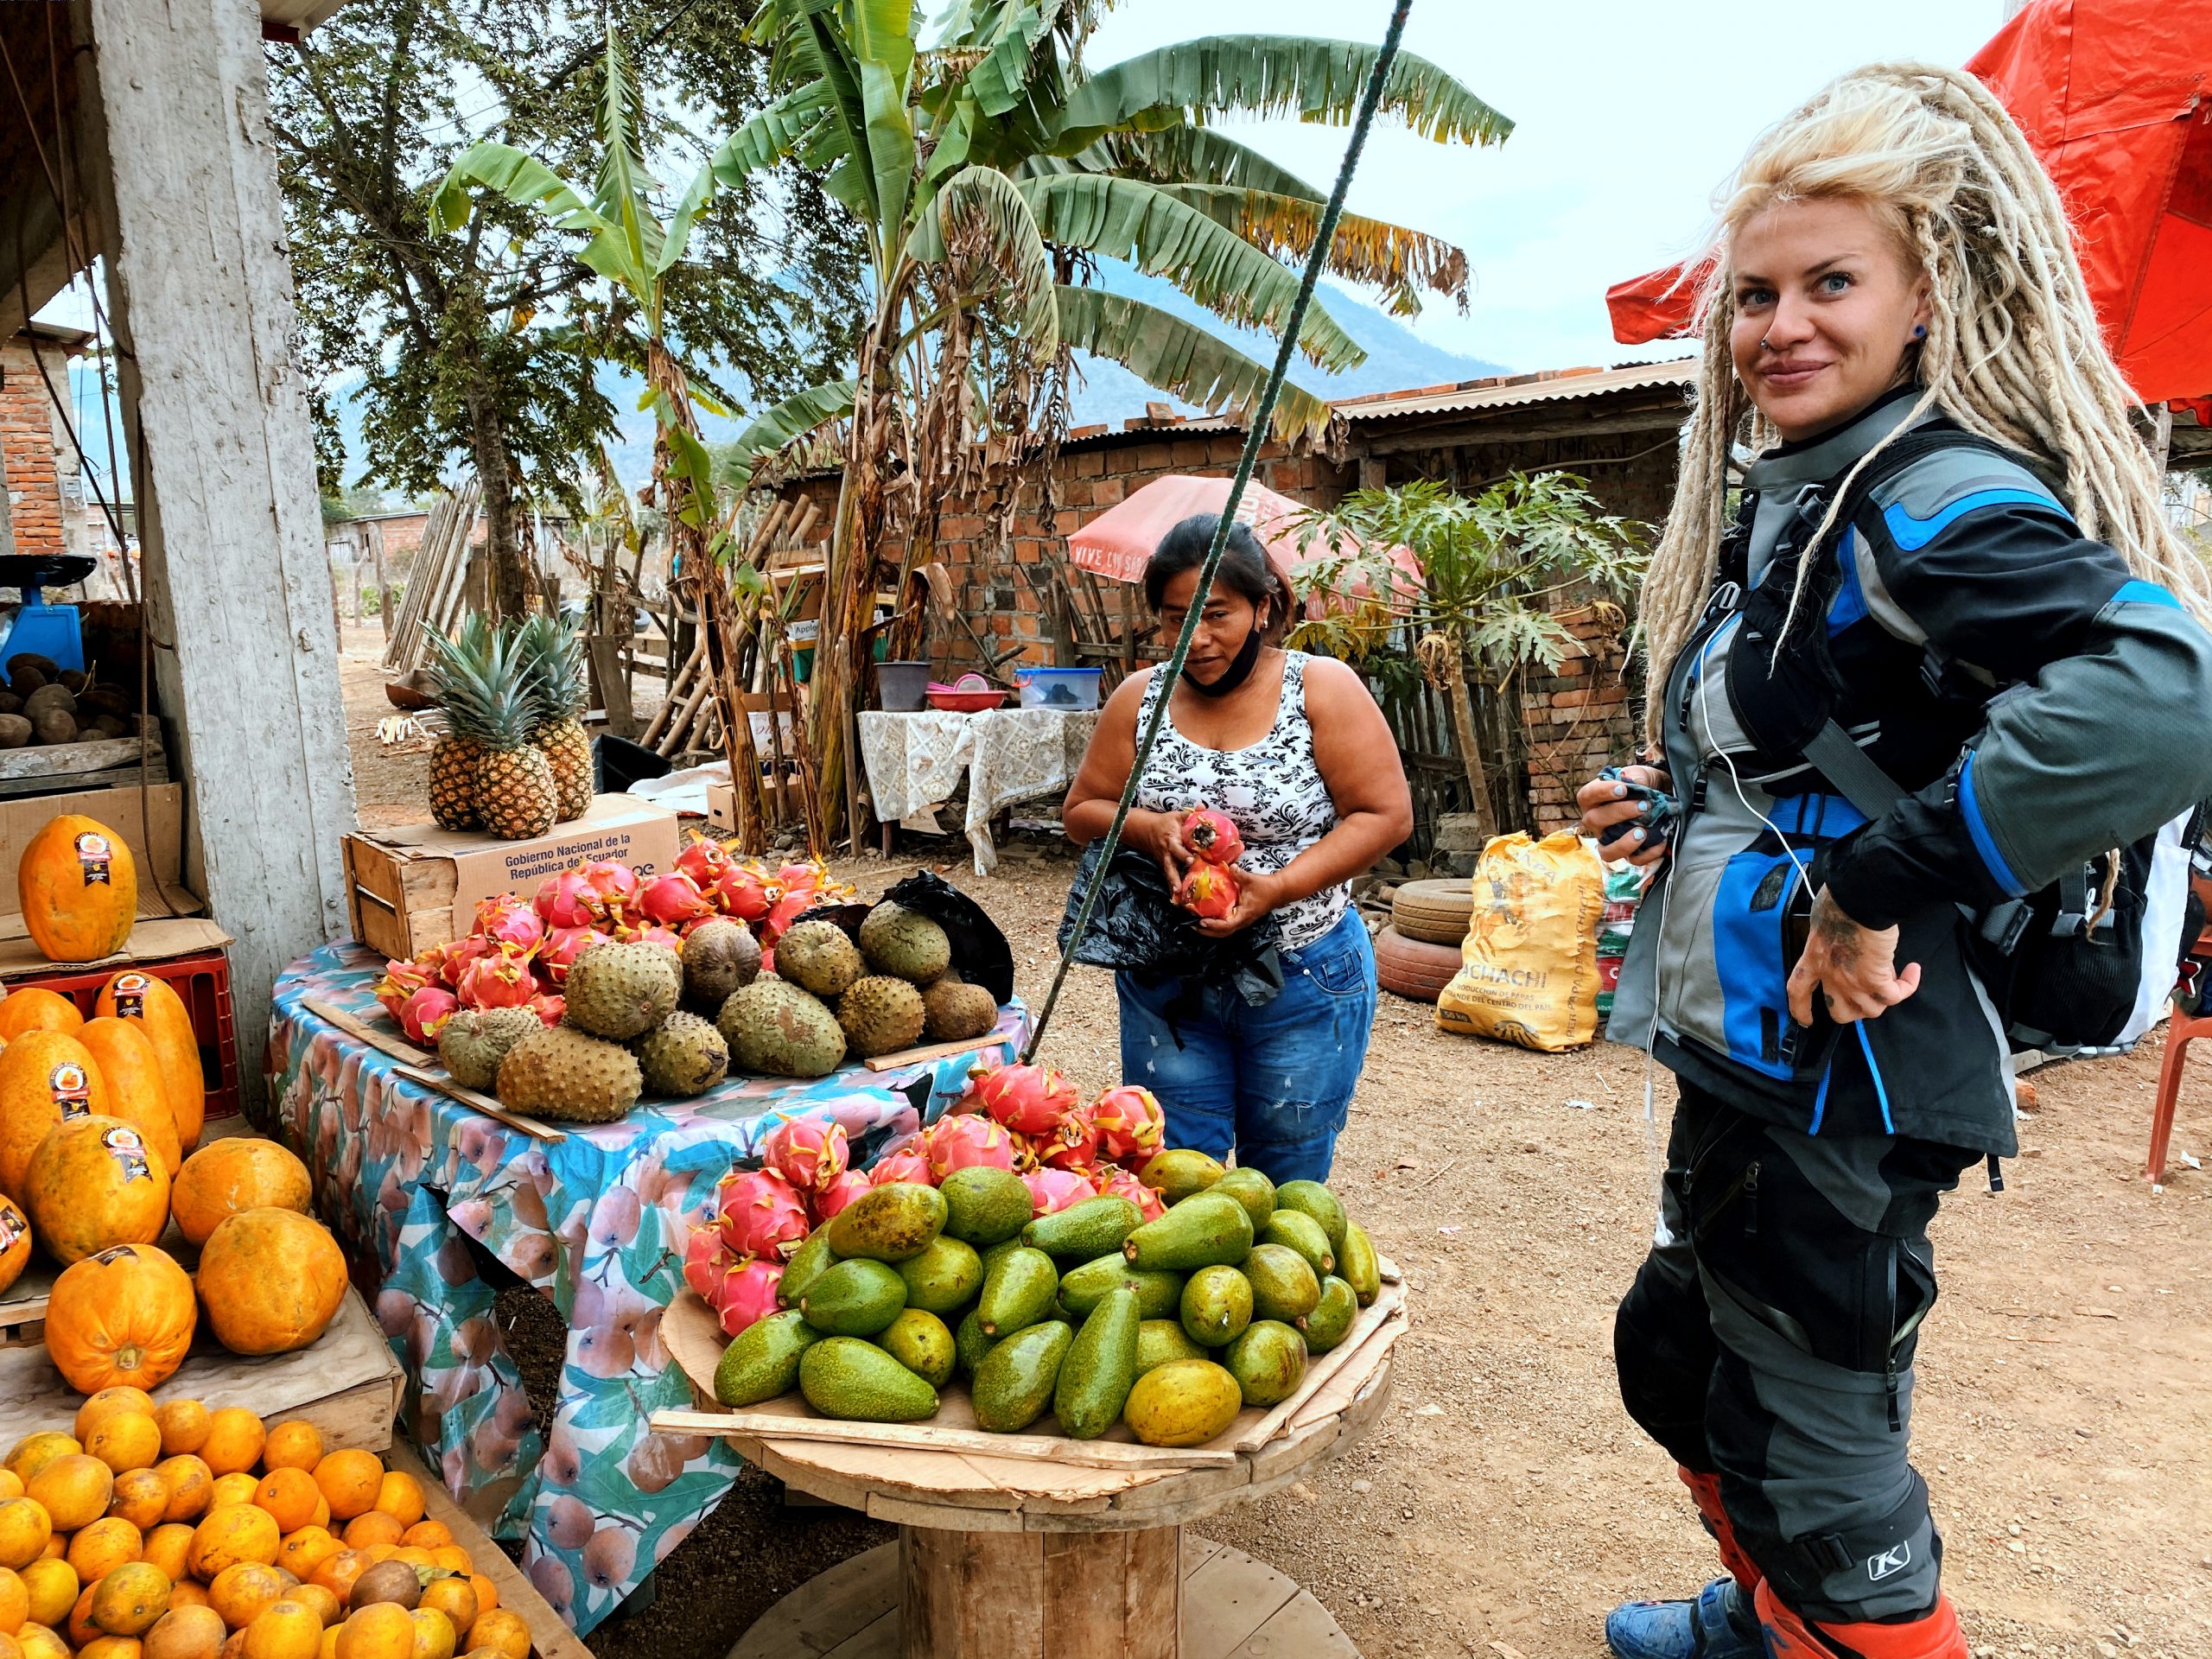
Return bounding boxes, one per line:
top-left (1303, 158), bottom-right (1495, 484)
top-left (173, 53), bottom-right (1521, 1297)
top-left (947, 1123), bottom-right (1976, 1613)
top-left (1374, 880), bottom-right (1473, 1003)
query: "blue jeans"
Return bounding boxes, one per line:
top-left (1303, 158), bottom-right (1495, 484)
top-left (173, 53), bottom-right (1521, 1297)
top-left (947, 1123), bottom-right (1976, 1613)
top-left (1115, 912), bottom-right (1376, 1185)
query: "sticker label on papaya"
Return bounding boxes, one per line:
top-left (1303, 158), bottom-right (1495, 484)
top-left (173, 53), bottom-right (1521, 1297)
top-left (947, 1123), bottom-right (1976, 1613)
top-left (49, 1063), bottom-right (92, 1117)
top-left (90, 1243), bottom-right (139, 1265)
top-left (74, 831), bottom-right (114, 887)
top-left (0, 1205), bottom-right (23, 1249)
top-left (100, 1124), bottom-right (152, 1183)
top-left (111, 972), bottom-right (151, 1019)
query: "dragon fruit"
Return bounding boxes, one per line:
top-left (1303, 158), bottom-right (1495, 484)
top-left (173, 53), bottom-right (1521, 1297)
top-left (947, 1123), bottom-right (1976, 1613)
top-left (715, 1169), bottom-right (810, 1262)
top-left (1178, 863), bottom-right (1241, 922)
top-left (1093, 1167), bottom-right (1166, 1224)
top-left (970, 1062), bottom-right (1079, 1136)
top-left (455, 950), bottom-right (538, 1011)
top-left (397, 986), bottom-right (461, 1046)
top-left (813, 1169), bottom-right (872, 1221)
top-left (537, 925), bottom-right (597, 987)
top-left (1035, 1105), bottom-right (1099, 1173)
top-left (526, 994), bottom-right (565, 1027)
top-left (638, 871), bottom-right (715, 928)
top-left (611, 920), bottom-right (686, 954)
top-left (675, 837), bottom-right (733, 891)
top-left (925, 1113), bottom-right (1018, 1179)
top-left (374, 958), bottom-right (434, 1021)
top-left (581, 860), bottom-right (642, 923)
top-left (708, 1257), bottom-right (785, 1338)
top-left (438, 935), bottom-right (493, 988)
top-left (534, 868), bottom-right (601, 931)
top-left (1090, 1085), bottom-right (1166, 1166)
top-left (682, 1226), bottom-right (739, 1301)
top-left (760, 1117), bottom-right (850, 1194)
top-left (1181, 807), bottom-right (1245, 866)
top-left (473, 894), bottom-right (546, 957)
top-left (870, 1147), bottom-right (938, 1187)
top-left (713, 864), bottom-right (777, 923)
top-left (1021, 1167), bottom-right (1094, 1217)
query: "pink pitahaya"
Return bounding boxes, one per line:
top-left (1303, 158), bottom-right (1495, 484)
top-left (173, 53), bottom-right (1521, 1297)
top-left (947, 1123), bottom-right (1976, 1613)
top-left (1094, 1167), bottom-right (1166, 1224)
top-left (374, 958), bottom-right (433, 1021)
top-left (1037, 1105), bottom-right (1099, 1173)
top-left (715, 1168), bottom-right (811, 1261)
top-left (398, 986), bottom-right (461, 1046)
top-left (971, 1063), bottom-right (1079, 1136)
top-left (713, 864), bottom-right (776, 923)
top-left (870, 1147), bottom-right (938, 1187)
top-left (474, 894), bottom-right (546, 957)
top-left (676, 838), bottom-right (733, 891)
top-left (527, 993), bottom-right (565, 1027)
top-left (610, 918), bottom-right (686, 954)
top-left (537, 925), bottom-right (596, 987)
top-left (1180, 807), bottom-right (1246, 866)
top-left (813, 1169), bottom-right (872, 1221)
top-left (1021, 1167), bottom-right (1094, 1217)
top-left (925, 1114), bottom-right (1018, 1179)
top-left (534, 868), bottom-right (601, 930)
top-left (1090, 1084), bottom-right (1166, 1167)
top-left (760, 1117), bottom-right (850, 1193)
top-left (708, 1257), bottom-right (785, 1338)
top-left (438, 935), bottom-right (492, 989)
top-left (760, 891), bottom-right (816, 948)
top-left (581, 860), bottom-right (641, 919)
top-left (639, 871), bottom-right (714, 928)
top-left (456, 950), bottom-right (537, 1011)
top-left (682, 1226), bottom-right (739, 1301)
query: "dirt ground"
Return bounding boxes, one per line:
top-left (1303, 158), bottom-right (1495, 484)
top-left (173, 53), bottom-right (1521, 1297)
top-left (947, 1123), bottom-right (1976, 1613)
top-left (339, 630), bottom-right (2212, 1659)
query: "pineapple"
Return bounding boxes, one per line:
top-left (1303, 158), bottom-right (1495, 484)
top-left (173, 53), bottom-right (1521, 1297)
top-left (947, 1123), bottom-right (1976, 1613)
top-left (439, 625), bottom-right (559, 840)
top-left (422, 616), bottom-right (494, 831)
top-left (518, 611), bottom-right (592, 822)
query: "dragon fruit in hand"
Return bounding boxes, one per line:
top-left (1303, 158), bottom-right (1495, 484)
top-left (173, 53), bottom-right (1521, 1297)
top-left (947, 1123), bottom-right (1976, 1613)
top-left (1181, 807), bottom-right (1245, 866)
top-left (760, 1116), bottom-right (851, 1194)
top-left (1178, 863), bottom-right (1241, 922)
top-left (715, 1168), bottom-right (811, 1262)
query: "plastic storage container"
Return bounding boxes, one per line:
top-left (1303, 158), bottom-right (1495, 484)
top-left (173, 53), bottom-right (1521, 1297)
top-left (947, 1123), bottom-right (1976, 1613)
top-left (1014, 667), bottom-right (1103, 711)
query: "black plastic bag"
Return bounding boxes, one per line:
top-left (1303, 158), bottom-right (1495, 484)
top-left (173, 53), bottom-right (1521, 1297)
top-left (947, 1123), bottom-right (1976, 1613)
top-left (1055, 842), bottom-right (1283, 1007)
top-left (882, 870), bottom-right (1017, 1006)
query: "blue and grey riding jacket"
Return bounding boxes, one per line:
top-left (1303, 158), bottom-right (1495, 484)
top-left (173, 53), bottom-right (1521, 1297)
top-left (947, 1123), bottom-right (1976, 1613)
top-left (1609, 387), bottom-right (2212, 1154)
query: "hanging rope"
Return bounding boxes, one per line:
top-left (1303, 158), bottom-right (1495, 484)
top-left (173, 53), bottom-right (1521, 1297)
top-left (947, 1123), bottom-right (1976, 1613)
top-left (1021, 0), bottom-right (1416, 1063)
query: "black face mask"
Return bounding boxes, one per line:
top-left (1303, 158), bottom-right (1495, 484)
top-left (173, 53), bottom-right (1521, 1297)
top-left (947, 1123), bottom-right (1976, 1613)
top-left (1182, 613), bottom-right (1267, 698)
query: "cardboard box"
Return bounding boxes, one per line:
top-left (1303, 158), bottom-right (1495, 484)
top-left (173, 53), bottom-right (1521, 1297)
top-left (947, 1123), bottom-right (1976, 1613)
top-left (0, 784), bottom-right (188, 928)
top-left (343, 794), bottom-right (680, 961)
top-left (0, 915), bottom-right (231, 982)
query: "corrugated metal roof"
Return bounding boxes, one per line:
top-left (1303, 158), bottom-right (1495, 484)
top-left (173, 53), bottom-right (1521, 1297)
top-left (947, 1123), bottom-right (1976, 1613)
top-left (1336, 358), bottom-right (1698, 421)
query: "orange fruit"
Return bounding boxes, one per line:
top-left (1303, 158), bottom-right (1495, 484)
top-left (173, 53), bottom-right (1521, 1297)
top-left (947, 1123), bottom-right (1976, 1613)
top-left (187, 1507), bottom-right (281, 1581)
top-left (69, 1581), bottom-right (103, 1646)
top-left (17, 1560), bottom-right (73, 1629)
top-left (199, 1415), bottom-right (264, 1480)
top-left (210, 1476), bottom-right (260, 1512)
top-left (153, 1406), bottom-right (211, 1460)
top-left (456, 1611), bottom-right (524, 1659)
top-left (0, 1502), bottom-right (51, 1572)
top-left (30, 1542), bottom-right (54, 1567)
top-left (158, 1459), bottom-right (214, 1525)
top-left (412, 1584), bottom-right (472, 1639)
top-left (258, 1431), bottom-right (321, 1478)
top-left (308, 1459), bottom-right (379, 1527)
top-left (338, 1516), bottom-right (401, 1554)
top-left (91, 1562), bottom-right (173, 1637)
top-left (206, 1565), bottom-right (289, 1634)
top-left (144, 1604), bottom-right (226, 1659)
top-left (80, 1637), bottom-right (144, 1659)
top-left (242, 1602), bottom-right (321, 1659)
top-left (308, 1501), bottom-right (329, 1533)
top-left (317, 1629), bottom-right (339, 1659)
top-left (2, 1440), bottom-right (77, 1490)
top-left (387, 1550), bottom-right (431, 1571)
top-left (0, 1477), bottom-right (20, 1504)
top-left (404, 1609), bottom-right (452, 1659)
top-left (0, 1567), bottom-right (24, 1635)
top-left (360, 1547), bottom-right (397, 1567)
top-left (303, 1553), bottom-right (369, 1605)
top-left (391, 1529), bottom-right (445, 1555)
top-left (67, 1516), bottom-right (144, 1581)
top-left (461, 1579), bottom-right (493, 1618)
top-left (282, 1587), bottom-right (339, 1631)
top-left (334, 1603), bottom-right (412, 1659)
top-left (274, 1532), bottom-right (337, 1586)
top-left (366, 1478), bottom-right (420, 1532)
top-left (29, 1453), bottom-right (113, 1532)
top-left (143, 1526), bottom-right (194, 1586)
top-left (168, 1584), bottom-right (212, 1613)
top-left (222, 1630), bottom-right (248, 1659)
top-left (111, 1469), bottom-right (173, 1531)
top-left (252, 1473), bottom-right (318, 1537)
top-left (87, 1415), bottom-right (164, 1477)
top-left (424, 1552), bottom-right (468, 1580)
top-left (16, 1622), bottom-right (67, 1659)
top-left (75, 1391), bottom-right (159, 1444)
top-left (0, 1636), bottom-right (16, 1659)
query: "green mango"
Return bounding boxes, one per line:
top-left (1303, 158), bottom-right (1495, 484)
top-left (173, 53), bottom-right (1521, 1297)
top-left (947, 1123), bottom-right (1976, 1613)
top-left (1224, 1319), bottom-right (1308, 1407)
top-left (1122, 1358), bottom-right (1242, 1447)
top-left (1339, 1219), bottom-right (1382, 1306)
top-left (1122, 1192), bottom-right (1253, 1272)
top-left (1303, 1276), bottom-right (1359, 1354)
top-left (712, 1310), bottom-right (821, 1407)
top-left (1260, 1210), bottom-right (1336, 1280)
top-left (896, 1236), bottom-right (984, 1314)
top-left (1178, 1265), bottom-right (1253, 1349)
top-left (875, 1308), bottom-right (957, 1388)
top-left (1243, 1243), bottom-right (1320, 1329)
top-left (939, 1166), bottom-right (1034, 1247)
top-left (977, 1245), bottom-right (1059, 1338)
top-left (971, 1319), bottom-right (1072, 1432)
top-left (1135, 1319), bottom-right (1208, 1376)
top-left (1210, 1166), bottom-right (1276, 1233)
top-left (1022, 1196), bottom-right (1141, 1260)
top-left (776, 1228), bottom-right (838, 1308)
top-left (798, 1257), bottom-right (909, 1337)
top-left (953, 1305), bottom-right (995, 1382)
top-left (1057, 1255), bottom-right (1185, 1320)
top-left (825, 1181), bottom-right (949, 1262)
top-left (1273, 1180), bottom-right (1348, 1256)
top-left (798, 1336), bottom-right (938, 1422)
top-left (1139, 1148), bottom-right (1227, 1206)
top-left (1053, 1287), bottom-right (1141, 1440)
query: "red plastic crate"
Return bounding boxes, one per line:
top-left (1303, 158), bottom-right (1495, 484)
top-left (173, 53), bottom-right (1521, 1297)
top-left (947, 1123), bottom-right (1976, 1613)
top-left (7, 947), bottom-right (242, 1124)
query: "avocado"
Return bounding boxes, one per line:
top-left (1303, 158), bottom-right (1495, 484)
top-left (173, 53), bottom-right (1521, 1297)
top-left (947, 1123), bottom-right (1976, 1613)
top-left (1260, 1210), bottom-right (1336, 1280)
top-left (1135, 1319), bottom-right (1208, 1376)
top-left (895, 1236), bottom-right (984, 1314)
top-left (1057, 1255), bottom-right (1185, 1320)
top-left (875, 1308), bottom-right (957, 1388)
top-left (1179, 1264), bottom-right (1254, 1348)
top-left (1122, 1358), bottom-right (1243, 1446)
top-left (1021, 1195), bottom-right (1141, 1260)
top-left (798, 1336), bottom-right (939, 1421)
top-left (825, 1181), bottom-right (949, 1262)
top-left (954, 1305), bottom-right (996, 1382)
top-left (798, 1257), bottom-right (909, 1337)
top-left (1139, 1148), bottom-right (1227, 1205)
top-left (1224, 1319), bottom-right (1307, 1406)
top-left (1211, 1166), bottom-right (1276, 1232)
top-left (976, 1245), bottom-right (1059, 1338)
top-left (712, 1309), bottom-right (822, 1407)
top-left (1053, 1287), bottom-right (1141, 1440)
top-left (1243, 1243), bottom-right (1320, 1329)
top-left (778, 1228), bottom-right (839, 1308)
top-left (1122, 1192), bottom-right (1253, 1272)
top-left (971, 1318), bottom-right (1073, 1432)
top-left (1339, 1218), bottom-right (1382, 1306)
top-left (1273, 1180), bottom-right (1348, 1256)
top-left (940, 1165), bottom-right (1034, 1247)
top-left (1304, 1276), bottom-right (1359, 1354)
top-left (978, 1235), bottom-right (1027, 1278)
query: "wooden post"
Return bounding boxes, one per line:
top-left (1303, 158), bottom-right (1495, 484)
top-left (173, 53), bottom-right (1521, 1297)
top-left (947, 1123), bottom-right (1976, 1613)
top-left (367, 519), bottom-right (391, 639)
top-left (899, 1527), bottom-right (1180, 1659)
top-left (72, 0), bottom-right (357, 1106)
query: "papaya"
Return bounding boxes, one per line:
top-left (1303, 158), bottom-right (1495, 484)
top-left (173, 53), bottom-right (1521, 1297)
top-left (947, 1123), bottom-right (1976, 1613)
top-left (93, 974), bottom-right (203, 1152)
top-left (73, 1021), bottom-right (181, 1176)
top-left (19, 817), bottom-right (136, 963)
top-left (0, 1031), bottom-right (113, 1198)
top-left (22, 1115), bottom-right (170, 1266)
top-left (0, 990), bottom-right (82, 1042)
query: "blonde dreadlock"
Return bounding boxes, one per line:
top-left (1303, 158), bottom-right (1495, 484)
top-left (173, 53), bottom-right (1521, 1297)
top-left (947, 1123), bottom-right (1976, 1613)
top-left (1640, 61), bottom-right (2211, 740)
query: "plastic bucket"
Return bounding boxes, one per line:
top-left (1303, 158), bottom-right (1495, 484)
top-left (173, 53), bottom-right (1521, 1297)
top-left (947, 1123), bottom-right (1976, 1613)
top-left (877, 660), bottom-right (932, 712)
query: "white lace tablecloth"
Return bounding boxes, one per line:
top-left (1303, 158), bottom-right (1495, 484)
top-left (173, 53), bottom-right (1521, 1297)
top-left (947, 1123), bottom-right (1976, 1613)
top-left (859, 709), bottom-right (1100, 874)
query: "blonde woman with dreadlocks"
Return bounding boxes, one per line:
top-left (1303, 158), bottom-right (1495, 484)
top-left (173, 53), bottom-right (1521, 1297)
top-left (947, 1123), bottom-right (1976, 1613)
top-left (1582, 64), bottom-right (2212, 1659)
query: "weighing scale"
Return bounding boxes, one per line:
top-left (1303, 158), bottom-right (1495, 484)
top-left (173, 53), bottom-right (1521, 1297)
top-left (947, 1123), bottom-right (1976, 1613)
top-left (0, 554), bottom-right (96, 674)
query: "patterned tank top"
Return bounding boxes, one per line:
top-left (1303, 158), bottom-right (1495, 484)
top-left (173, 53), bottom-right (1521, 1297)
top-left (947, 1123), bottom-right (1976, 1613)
top-left (1133, 651), bottom-right (1348, 950)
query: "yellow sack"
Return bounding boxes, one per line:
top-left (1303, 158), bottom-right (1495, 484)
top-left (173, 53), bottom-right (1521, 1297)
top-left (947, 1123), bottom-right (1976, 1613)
top-left (1435, 830), bottom-right (1605, 1052)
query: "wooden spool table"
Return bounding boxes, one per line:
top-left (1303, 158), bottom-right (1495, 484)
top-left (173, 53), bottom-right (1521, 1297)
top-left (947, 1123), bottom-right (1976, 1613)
top-left (654, 1267), bottom-right (1407, 1659)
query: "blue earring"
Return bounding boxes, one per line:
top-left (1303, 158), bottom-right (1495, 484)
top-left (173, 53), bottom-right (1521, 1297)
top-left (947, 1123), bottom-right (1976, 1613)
top-left (1913, 325), bottom-right (1927, 339)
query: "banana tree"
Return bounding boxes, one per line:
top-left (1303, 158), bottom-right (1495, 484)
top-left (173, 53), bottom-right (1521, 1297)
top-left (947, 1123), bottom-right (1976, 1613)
top-left (710, 1), bottom-right (1512, 841)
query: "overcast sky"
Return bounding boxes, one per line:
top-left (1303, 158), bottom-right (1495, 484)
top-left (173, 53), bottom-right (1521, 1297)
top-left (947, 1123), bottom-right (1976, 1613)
top-left (1085, 0), bottom-right (2005, 373)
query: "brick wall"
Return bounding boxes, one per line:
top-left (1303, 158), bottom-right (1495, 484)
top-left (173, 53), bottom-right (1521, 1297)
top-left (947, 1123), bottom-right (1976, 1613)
top-left (0, 339), bottom-right (83, 563)
top-left (1521, 603), bottom-right (1636, 834)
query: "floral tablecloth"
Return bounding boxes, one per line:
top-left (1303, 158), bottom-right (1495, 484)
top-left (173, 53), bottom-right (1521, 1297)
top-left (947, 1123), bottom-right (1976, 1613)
top-left (259, 940), bottom-right (1027, 1634)
top-left (858, 708), bottom-right (1100, 874)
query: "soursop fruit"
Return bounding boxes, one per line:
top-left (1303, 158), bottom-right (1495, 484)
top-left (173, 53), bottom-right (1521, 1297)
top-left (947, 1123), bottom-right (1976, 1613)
top-left (775, 920), bottom-right (867, 1001)
top-left (497, 1025), bottom-right (643, 1122)
top-left (720, 978), bottom-right (848, 1077)
top-left (564, 940), bottom-right (681, 1040)
top-left (438, 1007), bottom-right (544, 1090)
top-left (858, 903), bottom-right (950, 985)
top-left (683, 918), bottom-right (762, 1011)
top-left (921, 976), bottom-right (998, 1043)
top-left (632, 1010), bottom-right (730, 1097)
top-left (836, 975), bottom-right (927, 1058)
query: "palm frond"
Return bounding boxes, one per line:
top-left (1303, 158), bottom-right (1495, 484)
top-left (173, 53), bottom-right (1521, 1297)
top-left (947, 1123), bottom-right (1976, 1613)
top-left (723, 378), bottom-right (861, 479)
top-left (1054, 284), bottom-right (1331, 443)
top-left (709, 83), bottom-right (833, 188)
top-left (1154, 183), bottom-right (1468, 315)
top-left (1045, 127), bottom-right (1323, 199)
top-left (906, 167), bottom-right (1059, 355)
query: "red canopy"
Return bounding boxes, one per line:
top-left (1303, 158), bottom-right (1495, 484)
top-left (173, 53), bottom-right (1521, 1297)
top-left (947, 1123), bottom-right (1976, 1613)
top-left (1604, 0), bottom-right (2212, 405)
